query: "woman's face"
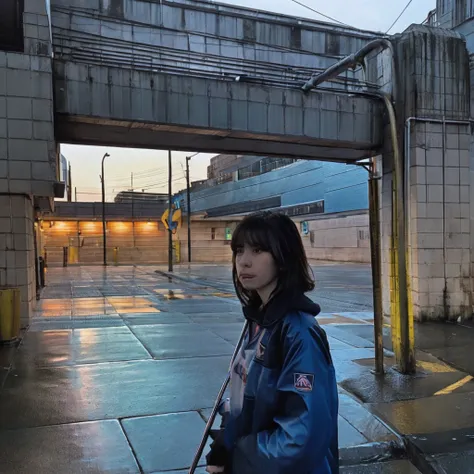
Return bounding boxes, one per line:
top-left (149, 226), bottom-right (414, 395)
top-left (235, 242), bottom-right (278, 304)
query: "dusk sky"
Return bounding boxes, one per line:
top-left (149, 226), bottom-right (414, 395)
top-left (62, 0), bottom-right (436, 201)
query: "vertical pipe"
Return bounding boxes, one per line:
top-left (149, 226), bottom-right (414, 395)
top-left (442, 117), bottom-right (447, 312)
top-left (67, 163), bottom-right (72, 202)
top-left (131, 172), bottom-right (134, 220)
top-left (368, 160), bottom-right (384, 374)
top-left (168, 150), bottom-right (173, 272)
top-left (186, 156), bottom-right (192, 263)
top-left (382, 94), bottom-right (415, 374)
top-left (101, 152), bottom-right (109, 266)
top-left (33, 220), bottom-right (40, 300)
top-left (101, 165), bottom-right (107, 266)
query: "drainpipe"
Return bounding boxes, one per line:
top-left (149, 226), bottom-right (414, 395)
top-left (378, 92), bottom-right (414, 374)
top-left (302, 39), bottom-right (416, 373)
top-left (302, 38), bottom-right (396, 100)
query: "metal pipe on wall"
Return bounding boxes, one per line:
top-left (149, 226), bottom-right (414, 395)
top-left (302, 38), bottom-right (396, 99)
top-left (368, 158), bottom-right (384, 374)
top-left (302, 39), bottom-right (415, 373)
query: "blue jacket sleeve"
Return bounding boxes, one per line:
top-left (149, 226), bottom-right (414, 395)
top-left (231, 320), bottom-right (337, 474)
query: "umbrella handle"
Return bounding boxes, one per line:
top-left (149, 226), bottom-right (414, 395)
top-left (188, 321), bottom-right (249, 474)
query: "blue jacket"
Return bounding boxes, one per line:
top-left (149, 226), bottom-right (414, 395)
top-left (224, 292), bottom-right (339, 474)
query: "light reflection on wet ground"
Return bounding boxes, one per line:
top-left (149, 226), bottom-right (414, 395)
top-left (1, 265), bottom-right (472, 472)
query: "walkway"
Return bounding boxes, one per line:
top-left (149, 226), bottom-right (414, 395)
top-left (0, 265), bottom-right (469, 473)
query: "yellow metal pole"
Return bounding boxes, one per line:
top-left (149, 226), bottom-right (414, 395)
top-left (382, 94), bottom-right (415, 374)
top-left (368, 160), bottom-right (384, 374)
top-left (0, 288), bottom-right (21, 343)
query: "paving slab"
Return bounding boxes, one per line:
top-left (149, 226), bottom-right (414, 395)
top-left (327, 337), bottom-right (357, 351)
top-left (323, 325), bottom-right (375, 348)
top-left (122, 312), bottom-right (193, 326)
top-left (193, 322), bottom-right (246, 344)
top-left (159, 301), bottom-right (241, 314)
top-left (129, 324), bottom-right (236, 359)
top-left (29, 317), bottom-right (126, 331)
top-left (426, 450), bottom-right (474, 473)
top-left (340, 460), bottom-right (422, 473)
top-left (8, 264), bottom-right (474, 472)
top-left (152, 469), bottom-right (207, 474)
top-left (338, 392), bottom-right (397, 443)
top-left (122, 411), bottom-right (210, 472)
top-left (0, 420), bottom-right (140, 473)
top-left (414, 322), bottom-right (474, 350)
top-left (428, 344), bottom-right (474, 375)
top-left (337, 416), bottom-right (368, 447)
top-left (189, 313), bottom-right (244, 324)
top-left (14, 327), bottom-right (151, 367)
top-left (0, 357), bottom-right (229, 430)
top-left (342, 366), bottom-right (474, 404)
top-left (370, 391), bottom-right (474, 435)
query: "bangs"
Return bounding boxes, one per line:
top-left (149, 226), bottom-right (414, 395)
top-left (231, 217), bottom-right (271, 253)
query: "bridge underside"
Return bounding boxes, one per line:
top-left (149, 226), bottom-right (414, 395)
top-left (56, 115), bottom-right (380, 161)
top-left (53, 61), bottom-right (383, 162)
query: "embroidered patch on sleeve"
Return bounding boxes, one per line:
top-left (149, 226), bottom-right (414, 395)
top-left (294, 373), bottom-right (314, 392)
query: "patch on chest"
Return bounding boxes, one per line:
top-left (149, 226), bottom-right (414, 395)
top-left (294, 373), bottom-right (314, 392)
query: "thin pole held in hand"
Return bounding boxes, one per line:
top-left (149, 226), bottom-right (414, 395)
top-left (188, 321), bottom-right (249, 474)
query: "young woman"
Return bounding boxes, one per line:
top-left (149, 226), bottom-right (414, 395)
top-left (206, 211), bottom-right (339, 474)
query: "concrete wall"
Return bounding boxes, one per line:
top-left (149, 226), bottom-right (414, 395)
top-left (187, 159), bottom-right (368, 215)
top-left (50, 0), bottom-right (384, 161)
top-left (41, 219), bottom-right (170, 266)
top-left (0, 195), bottom-right (36, 324)
top-left (50, 0), bottom-right (379, 81)
top-left (41, 211), bottom-right (370, 266)
top-left (381, 25), bottom-right (472, 321)
top-left (1, 0), bottom-right (57, 324)
top-left (301, 212), bottom-right (370, 263)
top-left (1, 2), bottom-right (57, 198)
top-left (178, 221), bottom-right (235, 263)
top-left (53, 62), bottom-right (383, 162)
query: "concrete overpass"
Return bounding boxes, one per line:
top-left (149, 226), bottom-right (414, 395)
top-left (50, 0), bottom-right (384, 161)
top-left (0, 0), bottom-right (472, 343)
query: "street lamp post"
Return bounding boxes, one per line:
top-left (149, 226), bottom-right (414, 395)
top-left (101, 152), bottom-right (110, 266)
top-left (186, 152), bottom-right (199, 263)
top-left (168, 150), bottom-right (173, 272)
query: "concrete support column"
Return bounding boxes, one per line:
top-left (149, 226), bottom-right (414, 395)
top-left (0, 0), bottom-right (57, 325)
top-left (0, 195), bottom-right (36, 326)
top-left (382, 25), bottom-right (472, 321)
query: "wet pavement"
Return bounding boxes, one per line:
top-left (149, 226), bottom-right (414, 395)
top-left (0, 264), bottom-right (473, 472)
top-left (153, 263), bottom-right (474, 473)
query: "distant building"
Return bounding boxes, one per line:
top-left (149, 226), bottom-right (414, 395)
top-left (425, 0), bottom-right (474, 53)
top-left (207, 154), bottom-right (297, 182)
top-left (60, 154), bottom-right (68, 186)
top-left (114, 191), bottom-right (168, 204)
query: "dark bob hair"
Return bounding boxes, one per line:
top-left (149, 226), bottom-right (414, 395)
top-left (231, 211), bottom-right (315, 306)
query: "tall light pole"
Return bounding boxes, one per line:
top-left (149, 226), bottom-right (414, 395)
top-left (168, 150), bottom-right (173, 272)
top-left (101, 152), bottom-right (110, 266)
top-left (186, 152), bottom-right (199, 263)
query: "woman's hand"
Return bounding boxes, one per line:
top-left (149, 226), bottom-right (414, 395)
top-left (206, 466), bottom-right (225, 473)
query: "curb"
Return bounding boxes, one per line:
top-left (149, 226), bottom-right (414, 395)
top-left (339, 439), bottom-right (407, 467)
top-left (403, 436), bottom-right (444, 474)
